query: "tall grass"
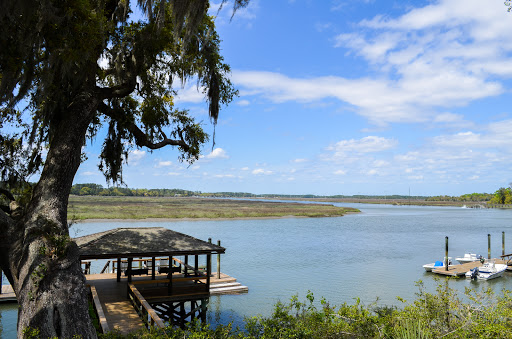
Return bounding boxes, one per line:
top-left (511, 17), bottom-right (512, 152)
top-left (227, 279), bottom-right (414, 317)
top-left (68, 196), bottom-right (359, 220)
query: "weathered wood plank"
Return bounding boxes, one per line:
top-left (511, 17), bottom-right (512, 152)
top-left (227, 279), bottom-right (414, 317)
top-left (432, 261), bottom-right (481, 276)
top-left (90, 285), bottom-right (110, 333)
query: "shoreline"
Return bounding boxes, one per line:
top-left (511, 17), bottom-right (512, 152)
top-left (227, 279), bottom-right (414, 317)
top-left (69, 214), bottom-right (351, 224)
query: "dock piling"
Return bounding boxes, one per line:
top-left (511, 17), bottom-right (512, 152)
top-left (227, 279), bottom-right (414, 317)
top-left (503, 232), bottom-right (505, 256)
top-left (445, 236), bottom-right (449, 271)
top-left (488, 234), bottom-right (491, 259)
top-left (217, 240), bottom-right (221, 279)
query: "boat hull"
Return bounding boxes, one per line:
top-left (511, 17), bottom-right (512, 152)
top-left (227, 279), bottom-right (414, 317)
top-left (465, 263), bottom-right (507, 280)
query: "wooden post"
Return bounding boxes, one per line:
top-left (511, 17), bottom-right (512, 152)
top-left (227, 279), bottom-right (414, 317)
top-left (127, 257), bottom-right (133, 282)
top-left (488, 234), bottom-right (491, 259)
top-left (503, 232), bottom-right (505, 256)
top-left (217, 240), bottom-right (221, 279)
top-left (117, 257), bottom-right (121, 282)
top-left (200, 298), bottom-right (207, 323)
top-left (195, 255), bottom-right (199, 273)
top-left (180, 302), bottom-right (185, 329)
top-left (445, 236), bottom-right (449, 271)
top-left (206, 254), bottom-right (211, 292)
top-left (0, 268), bottom-right (2, 294)
top-left (168, 268), bottom-right (173, 295)
top-left (152, 256), bottom-right (156, 280)
top-left (184, 255), bottom-right (189, 277)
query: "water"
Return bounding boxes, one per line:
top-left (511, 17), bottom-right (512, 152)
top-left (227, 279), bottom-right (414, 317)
top-left (2, 203), bottom-right (512, 336)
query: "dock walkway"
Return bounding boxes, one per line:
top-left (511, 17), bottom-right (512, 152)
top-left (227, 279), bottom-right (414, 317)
top-left (86, 272), bottom-right (247, 334)
top-left (432, 259), bottom-right (510, 276)
top-left (87, 274), bottom-right (146, 334)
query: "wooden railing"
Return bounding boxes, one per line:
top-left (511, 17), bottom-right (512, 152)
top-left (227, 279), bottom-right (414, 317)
top-left (100, 260), bottom-right (111, 274)
top-left (88, 285), bottom-right (110, 334)
top-left (127, 283), bottom-right (166, 329)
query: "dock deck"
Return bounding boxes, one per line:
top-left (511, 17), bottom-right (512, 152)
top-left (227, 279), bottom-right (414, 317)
top-left (432, 259), bottom-right (510, 276)
top-left (432, 261), bottom-right (482, 276)
top-left (86, 271), bottom-right (247, 334)
top-left (0, 271), bottom-right (248, 334)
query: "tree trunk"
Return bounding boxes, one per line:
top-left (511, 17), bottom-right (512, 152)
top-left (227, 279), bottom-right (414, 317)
top-left (0, 92), bottom-right (99, 338)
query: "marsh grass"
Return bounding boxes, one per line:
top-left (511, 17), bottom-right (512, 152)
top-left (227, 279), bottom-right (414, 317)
top-left (68, 196), bottom-right (359, 220)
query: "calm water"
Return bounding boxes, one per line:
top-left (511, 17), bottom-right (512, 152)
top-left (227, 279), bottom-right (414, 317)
top-left (2, 203), bottom-right (512, 337)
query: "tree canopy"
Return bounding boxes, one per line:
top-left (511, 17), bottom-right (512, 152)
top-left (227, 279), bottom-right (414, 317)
top-left (0, 0), bottom-right (248, 337)
top-left (1, 0), bottom-right (245, 187)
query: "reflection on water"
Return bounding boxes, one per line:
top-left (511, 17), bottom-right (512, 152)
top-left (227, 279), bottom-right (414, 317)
top-left (3, 203), bottom-right (512, 334)
top-left (0, 303), bottom-right (17, 339)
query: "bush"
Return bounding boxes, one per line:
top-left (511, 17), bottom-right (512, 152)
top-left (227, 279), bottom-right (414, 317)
top-left (99, 280), bottom-right (512, 338)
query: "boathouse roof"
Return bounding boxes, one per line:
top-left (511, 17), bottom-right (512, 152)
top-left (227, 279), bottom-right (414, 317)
top-left (74, 227), bottom-right (225, 259)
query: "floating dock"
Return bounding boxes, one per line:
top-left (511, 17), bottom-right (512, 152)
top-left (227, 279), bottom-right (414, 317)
top-left (432, 259), bottom-right (511, 276)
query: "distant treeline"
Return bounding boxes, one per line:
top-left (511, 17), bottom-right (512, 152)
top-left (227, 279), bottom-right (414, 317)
top-left (70, 184), bottom-right (199, 197)
top-left (70, 183), bottom-right (506, 202)
top-left (425, 193), bottom-right (493, 202)
top-left (70, 184), bottom-right (430, 199)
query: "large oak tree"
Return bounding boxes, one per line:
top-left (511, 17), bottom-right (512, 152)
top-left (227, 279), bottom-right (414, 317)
top-left (0, 0), bottom-right (246, 337)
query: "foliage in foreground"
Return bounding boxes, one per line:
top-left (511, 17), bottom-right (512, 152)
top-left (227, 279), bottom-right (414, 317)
top-left (98, 280), bottom-right (512, 338)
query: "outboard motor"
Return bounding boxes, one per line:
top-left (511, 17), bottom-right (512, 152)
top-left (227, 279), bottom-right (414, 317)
top-left (470, 267), bottom-right (479, 280)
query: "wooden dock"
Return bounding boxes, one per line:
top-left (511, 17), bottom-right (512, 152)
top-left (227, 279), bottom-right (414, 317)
top-left (86, 271), bottom-right (247, 334)
top-left (433, 261), bottom-right (482, 276)
top-left (0, 271), bottom-right (248, 334)
top-left (0, 284), bottom-right (16, 303)
top-left (432, 259), bottom-right (511, 276)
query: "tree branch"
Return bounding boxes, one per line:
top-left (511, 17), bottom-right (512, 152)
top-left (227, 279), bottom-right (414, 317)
top-left (97, 52), bottom-right (138, 99)
top-left (98, 102), bottom-right (190, 151)
top-left (0, 188), bottom-right (15, 202)
top-left (97, 79), bottom-right (137, 99)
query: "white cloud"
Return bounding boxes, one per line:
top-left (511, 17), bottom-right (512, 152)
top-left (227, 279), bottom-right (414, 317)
top-left (327, 136), bottom-right (397, 156)
top-left (252, 168), bottom-right (273, 175)
top-left (155, 160), bottom-right (172, 168)
top-left (333, 170), bottom-right (346, 175)
top-left (233, 0), bottom-right (511, 125)
top-left (432, 120), bottom-right (512, 150)
top-left (166, 172), bottom-right (180, 176)
top-left (373, 160), bottom-right (389, 167)
top-left (241, 167), bottom-right (249, 171)
top-left (204, 148), bottom-right (229, 159)
top-left (213, 174), bottom-right (236, 178)
top-left (293, 158), bottom-right (308, 163)
top-left (128, 149), bottom-right (146, 164)
top-left (174, 84), bottom-right (205, 104)
top-left (237, 99), bottom-right (250, 106)
top-left (81, 171), bottom-right (99, 176)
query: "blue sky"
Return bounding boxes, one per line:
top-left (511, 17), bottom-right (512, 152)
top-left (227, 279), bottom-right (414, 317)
top-left (75, 0), bottom-right (512, 196)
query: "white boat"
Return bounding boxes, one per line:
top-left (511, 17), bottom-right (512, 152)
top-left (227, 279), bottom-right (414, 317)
top-left (455, 253), bottom-right (481, 264)
top-left (465, 261), bottom-right (507, 280)
top-left (423, 257), bottom-right (452, 272)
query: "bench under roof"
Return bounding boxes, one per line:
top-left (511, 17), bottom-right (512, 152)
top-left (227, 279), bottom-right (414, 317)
top-left (74, 227), bottom-right (225, 259)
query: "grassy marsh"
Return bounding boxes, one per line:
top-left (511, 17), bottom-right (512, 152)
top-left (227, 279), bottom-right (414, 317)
top-left (67, 196), bottom-right (359, 220)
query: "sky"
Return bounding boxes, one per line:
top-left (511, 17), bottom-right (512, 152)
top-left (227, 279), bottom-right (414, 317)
top-left (74, 0), bottom-right (512, 196)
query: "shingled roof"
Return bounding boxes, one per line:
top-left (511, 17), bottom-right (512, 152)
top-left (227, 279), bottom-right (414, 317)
top-left (74, 227), bottom-right (225, 259)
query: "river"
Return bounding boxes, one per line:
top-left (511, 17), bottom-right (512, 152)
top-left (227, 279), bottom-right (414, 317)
top-left (2, 202), bottom-right (512, 337)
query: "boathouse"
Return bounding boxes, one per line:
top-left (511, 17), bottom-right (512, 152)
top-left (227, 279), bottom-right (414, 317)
top-left (75, 227), bottom-right (227, 332)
